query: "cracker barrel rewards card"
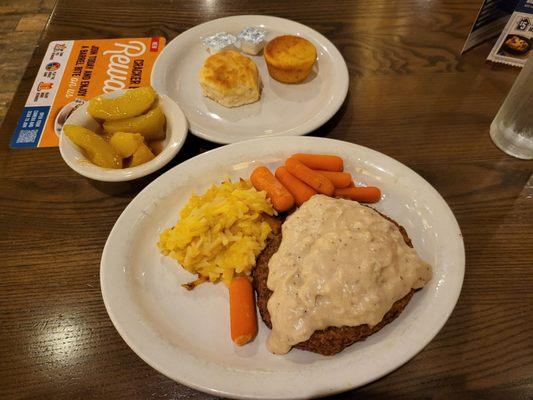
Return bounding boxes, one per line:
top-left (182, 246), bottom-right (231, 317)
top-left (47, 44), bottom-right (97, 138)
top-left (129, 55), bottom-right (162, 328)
top-left (10, 37), bottom-right (165, 148)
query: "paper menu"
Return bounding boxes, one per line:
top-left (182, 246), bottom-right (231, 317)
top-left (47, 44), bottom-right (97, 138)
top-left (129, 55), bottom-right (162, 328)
top-left (461, 0), bottom-right (518, 54)
top-left (487, 0), bottom-right (533, 67)
top-left (10, 37), bottom-right (165, 149)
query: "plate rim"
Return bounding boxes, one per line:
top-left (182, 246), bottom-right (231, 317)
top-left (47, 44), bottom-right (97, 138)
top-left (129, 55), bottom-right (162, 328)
top-left (150, 15), bottom-right (350, 144)
top-left (100, 136), bottom-right (465, 399)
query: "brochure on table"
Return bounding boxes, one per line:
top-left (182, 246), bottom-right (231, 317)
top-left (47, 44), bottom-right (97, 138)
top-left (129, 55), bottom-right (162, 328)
top-left (487, 0), bottom-right (533, 67)
top-left (10, 37), bottom-right (165, 149)
top-left (462, 0), bottom-right (531, 67)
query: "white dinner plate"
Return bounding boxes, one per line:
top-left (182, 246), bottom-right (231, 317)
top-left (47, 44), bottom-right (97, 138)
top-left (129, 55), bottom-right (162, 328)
top-left (151, 15), bottom-right (349, 144)
top-left (101, 137), bottom-right (464, 399)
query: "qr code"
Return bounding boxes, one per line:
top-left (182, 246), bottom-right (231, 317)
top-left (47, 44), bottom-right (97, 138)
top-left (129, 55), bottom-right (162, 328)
top-left (16, 129), bottom-right (38, 144)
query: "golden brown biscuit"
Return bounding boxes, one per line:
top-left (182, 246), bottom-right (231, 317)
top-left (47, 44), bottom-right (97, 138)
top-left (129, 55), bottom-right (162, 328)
top-left (199, 50), bottom-right (261, 107)
top-left (264, 35), bottom-right (317, 83)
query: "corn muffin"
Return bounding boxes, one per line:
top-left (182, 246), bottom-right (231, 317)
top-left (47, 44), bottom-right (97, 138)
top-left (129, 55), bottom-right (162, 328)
top-left (264, 35), bottom-right (317, 83)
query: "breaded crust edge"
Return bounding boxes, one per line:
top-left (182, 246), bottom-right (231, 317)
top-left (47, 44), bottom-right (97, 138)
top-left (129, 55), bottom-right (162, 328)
top-left (252, 209), bottom-right (417, 356)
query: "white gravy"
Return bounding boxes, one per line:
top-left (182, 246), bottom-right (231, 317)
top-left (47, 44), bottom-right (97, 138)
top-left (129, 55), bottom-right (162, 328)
top-left (266, 195), bottom-right (432, 354)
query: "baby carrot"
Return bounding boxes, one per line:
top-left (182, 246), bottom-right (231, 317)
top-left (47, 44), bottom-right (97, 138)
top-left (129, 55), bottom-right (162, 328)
top-left (285, 157), bottom-right (335, 196)
top-left (229, 277), bottom-right (257, 346)
top-left (334, 186), bottom-right (382, 203)
top-left (291, 153), bottom-right (344, 172)
top-left (314, 170), bottom-right (352, 188)
top-left (275, 167), bottom-right (317, 206)
top-left (347, 181), bottom-right (356, 187)
top-left (250, 166), bottom-right (295, 212)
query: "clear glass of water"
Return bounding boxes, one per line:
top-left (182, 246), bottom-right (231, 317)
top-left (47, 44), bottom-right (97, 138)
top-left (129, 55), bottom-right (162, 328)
top-left (490, 55), bottom-right (533, 160)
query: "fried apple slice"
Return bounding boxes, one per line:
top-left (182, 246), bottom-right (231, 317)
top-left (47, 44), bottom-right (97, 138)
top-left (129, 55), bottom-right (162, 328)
top-left (109, 132), bottom-right (144, 158)
top-left (63, 125), bottom-right (122, 169)
top-left (128, 142), bottom-right (155, 167)
top-left (88, 87), bottom-right (156, 121)
top-left (103, 106), bottom-right (165, 140)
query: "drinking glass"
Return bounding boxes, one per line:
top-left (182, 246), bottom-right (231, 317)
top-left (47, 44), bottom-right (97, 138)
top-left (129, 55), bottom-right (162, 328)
top-left (490, 55), bottom-right (533, 160)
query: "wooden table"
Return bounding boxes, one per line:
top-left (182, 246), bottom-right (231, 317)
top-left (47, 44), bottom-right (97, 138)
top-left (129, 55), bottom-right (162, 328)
top-left (1, 0), bottom-right (532, 398)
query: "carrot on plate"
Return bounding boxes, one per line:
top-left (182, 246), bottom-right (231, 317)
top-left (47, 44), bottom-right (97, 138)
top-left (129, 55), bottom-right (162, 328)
top-left (334, 186), bottom-right (381, 203)
top-left (285, 157), bottom-right (335, 196)
top-left (314, 170), bottom-right (352, 188)
top-left (275, 166), bottom-right (317, 205)
top-left (291, 153), bottom-right (344, 172)
top-left (229, 277), bottom-right (257, 346)
top-left (250, 166), bottom-right (295, 212)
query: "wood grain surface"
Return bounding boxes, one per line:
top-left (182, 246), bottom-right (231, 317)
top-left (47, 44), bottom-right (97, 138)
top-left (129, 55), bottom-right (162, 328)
top-left (1, 0), bottom-right (532, 399)
top-left (0, 0), bottom-right (54, 126)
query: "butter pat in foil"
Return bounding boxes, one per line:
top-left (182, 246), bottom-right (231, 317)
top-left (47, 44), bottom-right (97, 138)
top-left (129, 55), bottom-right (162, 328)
top-left (202, 32), bottom-right (238, 54)
top-left (238, 27), bottom-right (267, 55)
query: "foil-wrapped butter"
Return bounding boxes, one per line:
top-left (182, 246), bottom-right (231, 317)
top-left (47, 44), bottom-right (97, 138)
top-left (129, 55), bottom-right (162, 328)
top-left (238, 27), bottom-right (267, 55)
top-left (202, 32), bottom-right (238, 54)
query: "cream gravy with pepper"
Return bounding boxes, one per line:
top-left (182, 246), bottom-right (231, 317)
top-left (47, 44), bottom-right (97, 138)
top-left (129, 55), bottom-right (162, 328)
top-left (266, 195), bottom-right (432, 355)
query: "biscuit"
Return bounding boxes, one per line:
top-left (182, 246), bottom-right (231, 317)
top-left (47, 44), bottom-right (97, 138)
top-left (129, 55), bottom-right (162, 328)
top-left (199, 50), bottom-right (261, 107)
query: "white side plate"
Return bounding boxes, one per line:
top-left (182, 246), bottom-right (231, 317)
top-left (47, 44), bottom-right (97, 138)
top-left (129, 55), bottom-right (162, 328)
top-left (101, 137), bottom-right (464, 399)
top-left (151, 15), bottom-right (349, 144)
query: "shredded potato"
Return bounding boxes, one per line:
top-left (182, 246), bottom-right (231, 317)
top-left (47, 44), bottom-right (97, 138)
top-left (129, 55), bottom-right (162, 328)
top-left (158, 180), bottom-right (278, 287)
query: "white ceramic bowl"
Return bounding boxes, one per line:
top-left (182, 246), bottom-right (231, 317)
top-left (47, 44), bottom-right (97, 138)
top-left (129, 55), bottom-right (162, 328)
top-left (59, 90), bottom-right (188, 182)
